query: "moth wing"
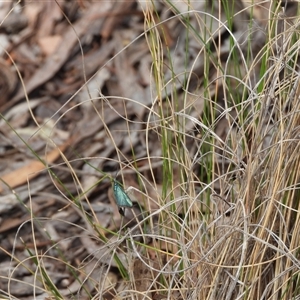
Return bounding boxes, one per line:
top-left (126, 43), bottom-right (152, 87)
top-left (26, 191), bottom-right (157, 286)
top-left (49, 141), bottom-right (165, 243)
top-left (119, 189), bottom-right (133, 207)
top-left (114, 183), bottom-right (133, 207)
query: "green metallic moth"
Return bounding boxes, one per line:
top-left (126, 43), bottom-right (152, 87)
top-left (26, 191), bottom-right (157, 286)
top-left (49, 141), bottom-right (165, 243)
top-left (113, 180), bottom-right (133, 216)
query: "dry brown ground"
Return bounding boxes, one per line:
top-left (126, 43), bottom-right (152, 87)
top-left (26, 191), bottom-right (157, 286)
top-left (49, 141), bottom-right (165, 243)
top-left (0, 1), bottom-right (299, 299)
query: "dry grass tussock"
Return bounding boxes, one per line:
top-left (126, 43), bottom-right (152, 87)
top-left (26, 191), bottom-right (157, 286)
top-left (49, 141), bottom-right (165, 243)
top-left (1, 1), bottom-right (300, 299)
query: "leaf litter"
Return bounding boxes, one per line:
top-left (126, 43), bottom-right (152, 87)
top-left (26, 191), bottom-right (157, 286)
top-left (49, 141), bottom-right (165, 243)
top-left (0, 0), bottom-right (299, 299)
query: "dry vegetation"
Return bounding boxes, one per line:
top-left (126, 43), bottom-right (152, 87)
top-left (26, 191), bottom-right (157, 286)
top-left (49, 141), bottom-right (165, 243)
top-left (0, 0), bottom-right (300, 299)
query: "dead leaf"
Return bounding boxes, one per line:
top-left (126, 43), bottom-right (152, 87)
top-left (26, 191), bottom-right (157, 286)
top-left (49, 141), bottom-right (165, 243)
top-left (38, 35), bottom-right (62, 56)
top-left (133, 258), bottom-right (155, 300)
top-left (5, 2), bottom-right (111, 111)
top-left (0, 138), bottom-right (72, 193)
top-left (0, 58), bottom-right (17, 107)
top-left (100, 1), bottom-right (136, 41)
